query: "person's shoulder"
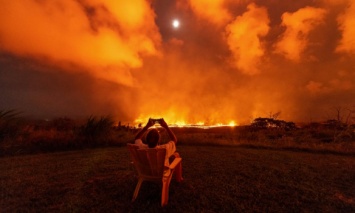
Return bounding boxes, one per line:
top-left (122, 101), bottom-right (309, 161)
top-left (135, 139), bottom-right (148, 148)
top-left (135, 139), bottom-right (143, 144)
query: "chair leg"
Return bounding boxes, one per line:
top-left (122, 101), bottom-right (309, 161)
top-left (161, 171), bottom-right (175, 206)
top-left (175, 161), bottom-right (183, 182)
top-left (132, 178), bottom-right (143, 202)
top-left (161, 178), bottom-right (169, 206)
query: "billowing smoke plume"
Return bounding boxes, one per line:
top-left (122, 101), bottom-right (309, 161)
top-left (274, 7), bottom-right (327, 62)
top-left (188, 0), bottom-right (232, 25)
top-left (0, 0), bottom-right (161, 86)
top-left (1, 0), bottom-right (355, 124)
top-left (336, 1), bottom-right (355, 53)
top-left (225, 3), bottom-right (270, 75)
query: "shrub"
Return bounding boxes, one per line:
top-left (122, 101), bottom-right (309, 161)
top-left (0, 109), bottom-right (22, 141)
top-left (79, 115), bottom-right (115, 145)
top-left (48, 117), bottom-right (77, 131)
top-left (251, 117), bottom-right (297, 131)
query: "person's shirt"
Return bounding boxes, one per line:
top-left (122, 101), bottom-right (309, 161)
top-left (134, 139), bottom-right (176, 167)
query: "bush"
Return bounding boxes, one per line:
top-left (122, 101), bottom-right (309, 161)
top-left (251, 117), bottom-right (297, 131)
top-left (48, 117), bottom-right (77, 131)
top-left (0, 110), bottom-right (22, 141)
top-left (79, 116), bottom-right (115, 145)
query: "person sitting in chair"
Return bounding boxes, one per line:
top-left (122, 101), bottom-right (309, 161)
top-left (134, 118), bottom-right (183, 182)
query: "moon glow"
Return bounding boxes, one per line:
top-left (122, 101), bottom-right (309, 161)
top-left (172, 19), bottom-right (180, 28)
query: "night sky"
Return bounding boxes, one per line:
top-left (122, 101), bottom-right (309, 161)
top-left (0, 0), bottom-right (354, 125)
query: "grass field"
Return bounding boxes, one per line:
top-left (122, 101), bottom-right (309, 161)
top-left (1, 145), bottom-right (354, 212)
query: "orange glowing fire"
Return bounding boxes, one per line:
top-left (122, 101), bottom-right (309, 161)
top-left (134, 115), bottom-right (238, 128)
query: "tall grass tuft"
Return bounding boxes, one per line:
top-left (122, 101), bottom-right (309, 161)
top-left (0, 109), bottom-right (22, 141)
top-left (79, 115), bottom-right (115, 145)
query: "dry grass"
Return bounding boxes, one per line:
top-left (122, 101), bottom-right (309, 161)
top-left (1, 145), bottom-right (354, 212)
top-left (1, 120), bottom-right (354, 211)
top-left (174, 127), bottom-right (355, 155)
top-left (1, 116), bottom-right (355, 157)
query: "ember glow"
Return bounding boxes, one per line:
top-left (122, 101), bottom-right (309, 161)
top-left (1, 0), bottom-right (355, 125)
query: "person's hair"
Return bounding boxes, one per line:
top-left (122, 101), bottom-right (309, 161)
top-left (146, 129), bottom-right (160, 148)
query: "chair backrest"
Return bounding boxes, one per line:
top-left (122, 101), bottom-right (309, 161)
top-left (127, 144), bottom-right (167, 179)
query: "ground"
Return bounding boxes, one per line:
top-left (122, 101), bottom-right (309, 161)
top-left (1, 145), bottom-right (354, 212)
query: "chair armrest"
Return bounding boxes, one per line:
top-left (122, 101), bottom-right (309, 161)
top-left (168, 158), bottom-right (181, 170)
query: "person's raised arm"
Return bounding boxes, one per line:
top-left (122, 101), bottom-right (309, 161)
top-left (134, 119), bottom-right (155, 140)
top-left (159, 119), bottom-right (177, 143)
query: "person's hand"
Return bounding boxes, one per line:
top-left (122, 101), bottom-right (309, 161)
top-left (135, 118), bottom-right (155, 140)
top-left (159, 118), bottom-right (169, 129)
top-left (146, 118), bottom-right (155, 128)
top-left (159, 118), bottom-right (177, 143)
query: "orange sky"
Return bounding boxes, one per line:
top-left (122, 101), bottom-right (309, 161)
top-left (0, 0), bottom-right (354, 125)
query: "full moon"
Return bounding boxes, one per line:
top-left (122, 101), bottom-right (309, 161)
top-left (172, 19), bottom-right (180, 28)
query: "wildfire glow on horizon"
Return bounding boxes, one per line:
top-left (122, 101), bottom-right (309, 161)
top-left (133, 116), bottom-right (238, 128)
top-left (1, 0), bottom-right (355, 124)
